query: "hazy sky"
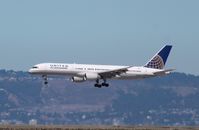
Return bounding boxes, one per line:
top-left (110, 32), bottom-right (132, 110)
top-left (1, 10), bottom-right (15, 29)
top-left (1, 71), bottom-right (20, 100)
top-left (0, 0), bottom-right (198, 75)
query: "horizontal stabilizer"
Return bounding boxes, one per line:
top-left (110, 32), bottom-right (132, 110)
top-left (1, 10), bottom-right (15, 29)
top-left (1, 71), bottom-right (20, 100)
top-left (153, 69), bottom-right (175, 75)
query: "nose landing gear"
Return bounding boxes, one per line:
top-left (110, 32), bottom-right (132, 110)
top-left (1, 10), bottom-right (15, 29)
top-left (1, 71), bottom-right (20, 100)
top-left (42, 75), bottom-right (48, 85)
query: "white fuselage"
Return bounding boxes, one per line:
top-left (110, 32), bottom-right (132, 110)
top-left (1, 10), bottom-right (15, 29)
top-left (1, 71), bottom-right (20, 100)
top-left (28, 45), bottom-right (173, 87)
top-left (29, 63), bottom-right (164, 80)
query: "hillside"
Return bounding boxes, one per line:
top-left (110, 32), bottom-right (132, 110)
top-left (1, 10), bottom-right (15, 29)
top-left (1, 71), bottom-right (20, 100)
top-left (0, 70), bottom-right (199, 125)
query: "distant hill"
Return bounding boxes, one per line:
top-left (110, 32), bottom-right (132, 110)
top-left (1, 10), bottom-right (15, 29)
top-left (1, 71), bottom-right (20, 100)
top-left (0, 69), bottom-right (199, 125)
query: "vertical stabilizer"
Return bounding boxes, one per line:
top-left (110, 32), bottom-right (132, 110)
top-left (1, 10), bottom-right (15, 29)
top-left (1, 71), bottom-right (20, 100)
top-left (144, 45), bottom-right (172, 69)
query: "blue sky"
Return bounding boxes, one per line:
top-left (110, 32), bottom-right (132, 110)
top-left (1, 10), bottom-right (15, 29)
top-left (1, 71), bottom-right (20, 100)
top-left (0, 0), bottom-right (198, 75)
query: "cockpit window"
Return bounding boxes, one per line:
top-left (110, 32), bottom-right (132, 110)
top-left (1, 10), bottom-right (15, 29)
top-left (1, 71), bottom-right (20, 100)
top-left (32, 66), bottom-right (38, 69)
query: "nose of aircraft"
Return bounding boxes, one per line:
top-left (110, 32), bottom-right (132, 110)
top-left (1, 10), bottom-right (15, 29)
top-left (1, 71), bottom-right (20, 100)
top-left (28, 69), bottom-right (33, 74)
top-left (29, 65), bottom-right (39, 74)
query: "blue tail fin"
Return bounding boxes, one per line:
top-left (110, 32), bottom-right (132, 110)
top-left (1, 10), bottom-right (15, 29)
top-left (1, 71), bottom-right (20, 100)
top-left (144, 45), bottom-right (172, 69)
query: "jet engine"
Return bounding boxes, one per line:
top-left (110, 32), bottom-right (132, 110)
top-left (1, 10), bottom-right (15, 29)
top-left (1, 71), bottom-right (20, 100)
top-left (75, 72), bottom-right (100, 80)
top-left (71, 76), bottom-right (86, 82)
top-left (85, 73), bottom-right (100, 80)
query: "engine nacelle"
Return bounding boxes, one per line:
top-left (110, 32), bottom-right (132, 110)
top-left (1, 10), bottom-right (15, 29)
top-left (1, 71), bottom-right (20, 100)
top-left (75, 72), bottom-right (100, 81)
top-left (71, 76), bottom-right (86, 82)
top-left (85, 73), bottom-right (100, 80)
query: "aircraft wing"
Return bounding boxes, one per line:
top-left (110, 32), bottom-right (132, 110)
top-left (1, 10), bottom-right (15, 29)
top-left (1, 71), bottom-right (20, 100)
top-left (98, 66), bottom-right (132, 79)
top-left (153, 69), bottom-right (175, 75)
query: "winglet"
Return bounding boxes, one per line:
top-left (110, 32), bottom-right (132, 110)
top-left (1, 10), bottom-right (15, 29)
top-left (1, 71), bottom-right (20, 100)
top-left (145, 45), bottom-right (172, 69)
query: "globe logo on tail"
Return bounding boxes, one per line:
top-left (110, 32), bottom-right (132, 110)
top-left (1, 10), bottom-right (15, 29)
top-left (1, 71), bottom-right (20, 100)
top-left (146, 55), bottom-right (164, 69)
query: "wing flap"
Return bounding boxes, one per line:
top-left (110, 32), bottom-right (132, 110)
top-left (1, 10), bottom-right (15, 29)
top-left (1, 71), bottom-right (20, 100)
top-left (99, 66), bottom-right (132, 78)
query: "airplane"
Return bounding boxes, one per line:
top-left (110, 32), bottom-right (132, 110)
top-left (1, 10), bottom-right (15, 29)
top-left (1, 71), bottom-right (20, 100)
top-left (29, 45), bottom-right (174, 88)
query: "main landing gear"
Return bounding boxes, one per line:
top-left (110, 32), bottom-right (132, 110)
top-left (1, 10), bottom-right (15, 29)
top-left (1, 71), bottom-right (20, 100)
top-left (94, 79), bottom-right (109, 88)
